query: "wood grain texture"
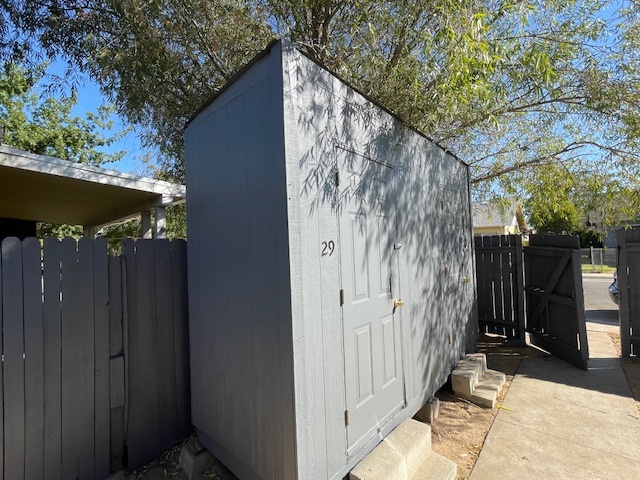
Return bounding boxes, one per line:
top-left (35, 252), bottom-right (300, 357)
top-left (0, 236), bottom-right (189, 478)
top-left (93, 237), bottom-right (110, 479)
top-left (133, 240), bottom-right (161, 463)
top-left (61, 237), bottom-right (80, 480)
top-left (43, 237), bottom-right (62, 480)
top-left (171, 239), bottom-right (190, 439)
top-left (122, 238), bottom-right (142, 468)
top-left (108, 256), bottom-right (125, 472)
top-left (23, 238), bottom-right (44, 480)
top-left (77, 238), bottom-right (96, 480)
top-left (2, 237), bottom-right (25, 480)
top-left (154, 239), bottom-right (177, 449)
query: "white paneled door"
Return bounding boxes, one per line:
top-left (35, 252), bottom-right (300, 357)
top-left (337, 148), bottom-right (404, 455)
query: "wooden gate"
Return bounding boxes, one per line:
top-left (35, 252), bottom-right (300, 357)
top-left (474, 235), bottom-right (525, 344)
top-left (524, 235), bottom-right (589, 370)
top-left (617, 228), bottom-right (640, 357)
top-left (0, 237), bottom-right (190, 479)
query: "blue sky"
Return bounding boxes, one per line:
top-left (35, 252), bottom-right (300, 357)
top-left (43, 60), bottom-right (147, 175)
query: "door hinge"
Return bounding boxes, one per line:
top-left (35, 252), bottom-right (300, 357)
top-left (335, 170), bottom-right (340, 187)
top-left (345, 409), bottom-right (350, 426)
top-left (340, 289), bottom-right (344, 306)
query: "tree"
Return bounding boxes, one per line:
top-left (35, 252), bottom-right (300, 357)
top-left (0, 62), bottom-right (124, 165)
top-left (3, 0), bottom-right (639, 206)
top-left (0, 60), bottom-right (125, 238)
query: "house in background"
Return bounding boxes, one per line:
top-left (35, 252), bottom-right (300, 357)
top-left (472, 198), bottom-right (527, 236)
top-left (581, 210), bottom-right (640, 248)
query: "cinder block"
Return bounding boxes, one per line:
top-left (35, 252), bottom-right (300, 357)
top-left (451, 353), bottom-right (506, 408)
top-left (179, 437), bottom-right (215, 480)
top-left (415, 397), bottom-right (440, 424)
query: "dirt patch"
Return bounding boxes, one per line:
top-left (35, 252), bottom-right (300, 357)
top-left (128, 434), bottom-right (237, 480)
top-left (429, 333), bottom-right (548, 480)
top-left (608, 332), bottom-right (640, 415)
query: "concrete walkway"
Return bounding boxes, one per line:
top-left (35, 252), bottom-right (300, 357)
top-left (470, 314), bottom-right (640, 479)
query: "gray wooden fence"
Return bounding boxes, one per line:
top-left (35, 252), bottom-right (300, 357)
top-left (474, 235), bottom-right (525, 344)
top-left (0, 237), bottom-right (190, 479)
top-left (617, 228), bottom-right (640, 357)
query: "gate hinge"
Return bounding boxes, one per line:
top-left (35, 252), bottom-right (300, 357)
top-left (345, 409), bottom-right (350, 426)
top-left (340, 289), bottom-right (344, 306)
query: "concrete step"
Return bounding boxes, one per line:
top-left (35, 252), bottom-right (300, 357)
top-left (450, 353), bottom-right (487, 398)
top-left (451, 353), bottom-right (505, 408)
top-left (410, 451), bottom-right (457, 480)
top-left (469, 369), bottom-right (506, 408)
top-left (350, 419), bottom-right (455, 480)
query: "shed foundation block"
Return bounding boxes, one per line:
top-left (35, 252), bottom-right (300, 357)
top-left (415, 397), bottom-right (440, 424)
top-left (179, 438), bottom-right (214, 480)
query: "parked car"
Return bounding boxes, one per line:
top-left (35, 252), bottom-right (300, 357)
top-left (609, 272), bottom-right (620, 305)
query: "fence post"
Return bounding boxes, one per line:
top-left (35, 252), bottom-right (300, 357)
top-left (599, 248), bottom-right (603, 272)
top-left (514, 235), bottom-right (526, 345)
top-left (617, 230), bottom-right (630, 358)
top-left (590, 246), bottom-right (595, 272)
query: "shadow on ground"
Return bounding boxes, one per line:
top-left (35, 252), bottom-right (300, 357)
top-left (586, 309), bottom-right (619, 324)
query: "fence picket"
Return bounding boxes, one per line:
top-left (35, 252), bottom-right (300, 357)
top-left (134, 240), bottom-right (161, 463)
top-left (155, 239), bottom-right (178, 448)
top-left (78, 238), bottom-right (96, 480)
top-left (513, 235), bottom-right (526, 345)
top-left (93, 237), bottom-right (110, 479)
top-left (108, 256), bottom-right (125, 472)
top-left (61, 237), bottom-right (80, 480)
top-left (172, 239), bottom-right (191, 438)
top-left (474, 237), bottom-right (486, 330)
top-left (43, 237), bottom-right (62, 480)
top-left (482, 236), bottom-right (493, 328)
top-left (501, 236), bottom-right (513, 337)
top-left (23, 238), bottom-right (45, 480)
top-left (490, 236), bottom-right (504, 334)
top-left (122, 238), bottom-right (142, 468)
top-left (2, 237), bottom-right (26, 479)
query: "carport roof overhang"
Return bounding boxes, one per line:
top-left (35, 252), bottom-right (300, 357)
top-left (0, 145), bottom-right (186, 229)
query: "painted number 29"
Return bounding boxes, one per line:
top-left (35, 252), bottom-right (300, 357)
top-left (321, 240), bottom-right (335, 257)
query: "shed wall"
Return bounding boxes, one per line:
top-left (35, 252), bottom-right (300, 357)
top-left (185, 44), bottom-right (297, 480)
top-left (281, 44), bottom-right (477, 479)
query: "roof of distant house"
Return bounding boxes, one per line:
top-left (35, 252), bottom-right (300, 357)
top-left (472, 198), bottom-right (526, 230)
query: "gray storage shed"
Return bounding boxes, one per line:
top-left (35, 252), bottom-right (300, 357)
top-left (185, 40), bottom-right (477, 480)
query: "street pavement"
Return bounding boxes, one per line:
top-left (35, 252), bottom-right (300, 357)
top-left (469, 274), bottom-right (640, 480)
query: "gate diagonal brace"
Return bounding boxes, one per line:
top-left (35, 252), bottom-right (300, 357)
top-left (528, 249), bottom-right (572, 330)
